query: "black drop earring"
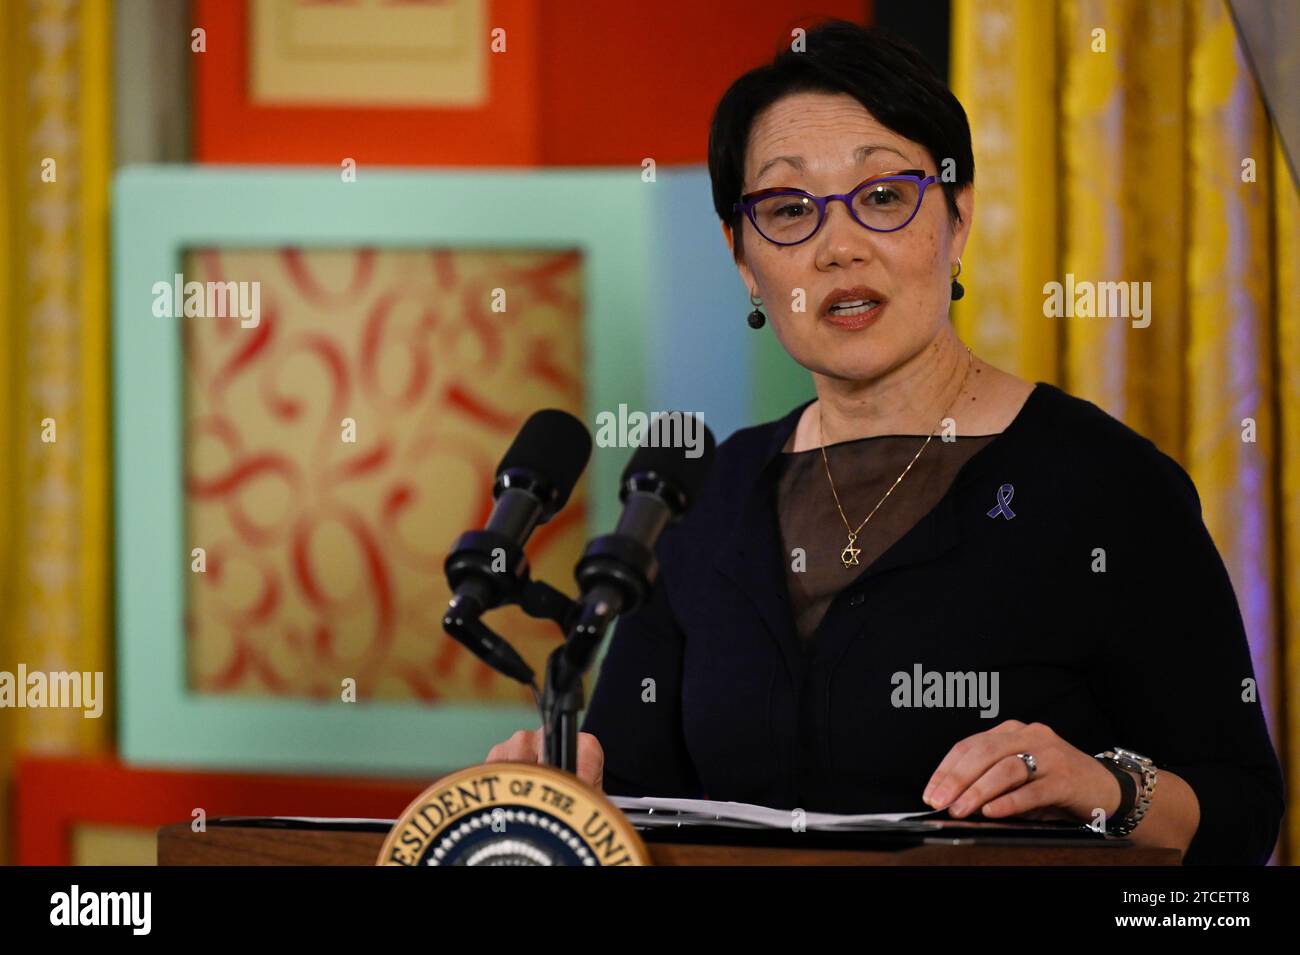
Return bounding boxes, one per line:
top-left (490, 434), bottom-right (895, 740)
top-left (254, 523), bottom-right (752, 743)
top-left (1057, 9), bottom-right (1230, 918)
top-left (950, 258), bottom-right (966, 301)
top-left (747, 292), bottom-right (766, 329)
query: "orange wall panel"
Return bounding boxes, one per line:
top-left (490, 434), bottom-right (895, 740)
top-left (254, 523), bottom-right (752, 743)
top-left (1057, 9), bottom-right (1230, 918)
top-left (193, 0), bottom-right (871, 166)
top-left (194, 0), bottom-right (542, 165)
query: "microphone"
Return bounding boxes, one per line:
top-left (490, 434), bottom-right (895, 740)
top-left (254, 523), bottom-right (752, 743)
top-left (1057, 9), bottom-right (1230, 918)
top-left (443, 409), bottom-right (593, 684)
top-left (541, 411), bottom-right (715, 770)
top-left (570, 411), bottom-right (716, 645)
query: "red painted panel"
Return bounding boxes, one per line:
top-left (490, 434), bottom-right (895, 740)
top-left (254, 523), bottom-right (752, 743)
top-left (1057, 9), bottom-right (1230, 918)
top-left (539, 1), bottom-right (870, 165)
top-left (16, 755), bottom-right (428, 865)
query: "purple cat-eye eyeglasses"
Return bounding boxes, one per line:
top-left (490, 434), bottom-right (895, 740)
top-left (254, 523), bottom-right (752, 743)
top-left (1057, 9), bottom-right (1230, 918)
top-left (733, 169), bottom-right (938, 246)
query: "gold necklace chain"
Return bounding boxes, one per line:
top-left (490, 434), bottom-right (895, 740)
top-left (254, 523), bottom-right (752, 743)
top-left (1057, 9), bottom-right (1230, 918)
top-left (819, 346), bottom-right (974, 569)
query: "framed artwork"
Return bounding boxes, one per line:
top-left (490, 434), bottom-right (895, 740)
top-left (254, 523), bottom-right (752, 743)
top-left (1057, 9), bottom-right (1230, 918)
top-left (178, 244), bottom-right (589, 705)
top-left (249, 0), bottom-right (489, 108)
top-left (112, 165), bottom-right (732, 773)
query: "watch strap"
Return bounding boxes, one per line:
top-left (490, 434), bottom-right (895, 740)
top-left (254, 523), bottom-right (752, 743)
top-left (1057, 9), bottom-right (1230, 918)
top-left (1094, 755), bottom-right (1136, 823)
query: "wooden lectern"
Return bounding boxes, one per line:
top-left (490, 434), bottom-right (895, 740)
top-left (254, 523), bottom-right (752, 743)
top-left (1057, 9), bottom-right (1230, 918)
top-left (157, 821), bottom-right (1182, 865)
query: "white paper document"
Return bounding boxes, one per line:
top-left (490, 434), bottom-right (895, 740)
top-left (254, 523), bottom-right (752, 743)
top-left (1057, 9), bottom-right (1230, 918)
top-left (607, 796), bottom-right (940, 830)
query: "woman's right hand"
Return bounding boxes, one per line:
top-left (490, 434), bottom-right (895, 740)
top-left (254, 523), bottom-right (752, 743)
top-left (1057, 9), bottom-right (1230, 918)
top-left (485, 726), bottom-right (605, 791)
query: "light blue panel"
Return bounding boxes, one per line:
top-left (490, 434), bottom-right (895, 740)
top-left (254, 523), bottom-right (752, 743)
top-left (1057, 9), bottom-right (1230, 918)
top-left (113, 165), bottom-right (665, 775)
top-left (644, 166), bottom-right (753, 442)
top-left (645, 165), bottom-right (813, 434)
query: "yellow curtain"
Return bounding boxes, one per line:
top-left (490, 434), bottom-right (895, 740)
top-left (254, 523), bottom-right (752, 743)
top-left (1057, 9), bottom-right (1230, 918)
top-left (953, 0), bottom-right (1297, 863)
top-left (0, 0), bottom-right (112, 863)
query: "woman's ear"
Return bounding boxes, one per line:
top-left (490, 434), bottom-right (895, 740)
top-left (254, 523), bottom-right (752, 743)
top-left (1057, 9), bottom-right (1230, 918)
top-left (722, 220), bottom-right (757, 294)
top-left (951, 184), bottom-right (974, 260)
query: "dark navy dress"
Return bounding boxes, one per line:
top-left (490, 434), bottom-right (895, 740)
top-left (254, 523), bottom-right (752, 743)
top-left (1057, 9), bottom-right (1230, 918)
top-left (581, 382), bottom-right (1285, 865)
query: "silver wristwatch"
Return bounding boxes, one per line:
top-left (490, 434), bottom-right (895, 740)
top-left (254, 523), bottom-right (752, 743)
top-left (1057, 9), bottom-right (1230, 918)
top-left (1095, 747), bottom-right (1157, 836)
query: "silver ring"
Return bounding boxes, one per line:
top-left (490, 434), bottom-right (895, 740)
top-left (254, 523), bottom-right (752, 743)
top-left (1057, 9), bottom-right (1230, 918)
top-left (1016, 752), bottom-right (1037, 779)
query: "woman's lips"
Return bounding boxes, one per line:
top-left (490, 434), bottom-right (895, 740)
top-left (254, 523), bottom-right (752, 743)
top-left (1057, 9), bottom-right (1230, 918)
top-left (821, 300), bottom-right (886, 330)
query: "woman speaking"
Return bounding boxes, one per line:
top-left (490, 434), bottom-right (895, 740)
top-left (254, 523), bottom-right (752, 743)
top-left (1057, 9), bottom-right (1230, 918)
top-left (486, 19), bottom-right (1284, 866)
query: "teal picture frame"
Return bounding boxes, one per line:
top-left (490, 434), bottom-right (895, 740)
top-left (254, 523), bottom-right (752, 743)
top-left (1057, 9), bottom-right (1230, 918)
top-left (112, 164), bottom-right (763, 776)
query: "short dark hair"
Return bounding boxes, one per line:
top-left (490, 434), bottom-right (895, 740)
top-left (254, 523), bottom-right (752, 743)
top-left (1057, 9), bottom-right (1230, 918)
top-left (708, 19), bottom-right (975, 262)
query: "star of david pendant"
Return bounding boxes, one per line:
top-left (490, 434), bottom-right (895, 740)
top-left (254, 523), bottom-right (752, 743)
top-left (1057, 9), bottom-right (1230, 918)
top-left (840, 534), bottom-right (861, 568)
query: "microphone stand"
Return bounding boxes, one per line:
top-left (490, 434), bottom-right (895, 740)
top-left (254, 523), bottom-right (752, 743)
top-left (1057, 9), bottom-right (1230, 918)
top-left (538, 531), bottom-right (653, 773)
top-left (445, 533), bottom-right (651, 776)
top-left (539, 596), bottom-right (617, 773)
top-left (443, 573), bottom-right (605, 776)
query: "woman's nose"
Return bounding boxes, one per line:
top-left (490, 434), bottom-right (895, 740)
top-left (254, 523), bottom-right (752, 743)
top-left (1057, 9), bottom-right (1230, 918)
top-left (813, 200), bottom-right (874, 269)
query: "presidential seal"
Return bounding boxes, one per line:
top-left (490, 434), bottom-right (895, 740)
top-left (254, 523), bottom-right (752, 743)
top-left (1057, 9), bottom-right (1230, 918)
top-left (377, 763), bottom-right (651, 866)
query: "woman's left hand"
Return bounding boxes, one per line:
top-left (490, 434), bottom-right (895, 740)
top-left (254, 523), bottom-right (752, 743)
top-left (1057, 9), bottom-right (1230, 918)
top-left (922, 719), bottom-right (1122, 824)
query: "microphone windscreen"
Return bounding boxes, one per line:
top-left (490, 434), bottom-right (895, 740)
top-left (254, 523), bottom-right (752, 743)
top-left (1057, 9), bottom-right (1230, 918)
top-left (621, 412), bottom-right (716, 507)
top-left (497, 409), bottom-right (593, 510)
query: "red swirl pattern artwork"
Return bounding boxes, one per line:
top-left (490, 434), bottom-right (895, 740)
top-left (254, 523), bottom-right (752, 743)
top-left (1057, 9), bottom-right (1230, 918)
top-left (182, 247), bottom-right (586, 703)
